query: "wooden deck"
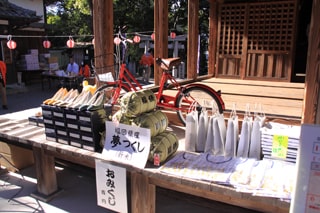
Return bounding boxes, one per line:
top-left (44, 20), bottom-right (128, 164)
top-left (199, 78), bottom-right (305, 125)
top-left (160, 77), bottom-right (304, 126)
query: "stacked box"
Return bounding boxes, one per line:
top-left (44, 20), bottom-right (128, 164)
top-left (48, 57), bottom-right (59, 71)
top-left (42, 104), bottom-right (56, 141)
top-left (39, 56), bottom-right (60, 71)
top-left (77, 110), bottom-right (108, 152)
top-left (39, 53), bottom-right (51, 63)
top-left (28, 116), bottom-right (44, 127)
top-left (41, 104), bottom-right (111, 152)
top-left (17, 49), bottom-right (40, 70)
top-left (64, 108), bottom-right (82, 148)
top-left (28, 49), bottom-right (39, 55)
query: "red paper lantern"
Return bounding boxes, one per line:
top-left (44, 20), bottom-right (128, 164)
top-left (67, 36), bottom-right (75, 48)
top-left (170, 32), bottom-right (176, 39)
top-left (133, 35), bottom-right (141, 43)
top-left (151, 33), bottom-right (155, 40)
top-left (7, 39), bottom-right (17, 50)
top-left (43, 40), bottom-right (51, 49)
top-left (114, 37), bottom-right (121, 45)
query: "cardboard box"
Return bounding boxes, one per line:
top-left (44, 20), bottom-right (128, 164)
top-left (48, 57), bottom-right (58, 63)
top-left (0, 142), bottom-right (34, 172)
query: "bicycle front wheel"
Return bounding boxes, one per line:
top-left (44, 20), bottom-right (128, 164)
top-left (97, 84), bottom-right (129, 107)
top-left (175, 86), bottom-right (224, 125)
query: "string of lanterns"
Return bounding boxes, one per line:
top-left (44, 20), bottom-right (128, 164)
top-left (4, 31), bottom-right (177, 50)
top-left (113, 31), bottom-right (176, 45)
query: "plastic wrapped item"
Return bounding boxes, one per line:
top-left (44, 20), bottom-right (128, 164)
top-left (120, 89), bottom-right (156, 117)
top-left (224, 105), bottom-right (239, 157)
top-left (196, 110), bottom-right (208, 152)
top-left (185, 111), bottom-right (198, 152)
top-left (148, 131), bottom-right (179, 163)
top-left (132, 110), bottom-right (168, 137)
top-left (204, 112), bottom-right (226, 155)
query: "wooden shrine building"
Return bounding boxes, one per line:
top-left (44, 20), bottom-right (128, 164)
top-left (92, 0), bottom-right (320, 125)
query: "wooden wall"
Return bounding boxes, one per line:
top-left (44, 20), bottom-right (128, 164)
top-left (216, 0), bottom-right (298, 81)
top-left (302, 0), bottom-right (320, 124)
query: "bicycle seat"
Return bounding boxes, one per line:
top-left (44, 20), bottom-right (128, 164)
top-left (156, 58), bottom-right (181, 71)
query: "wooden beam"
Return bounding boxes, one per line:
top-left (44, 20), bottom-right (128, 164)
top-left (208, 0), bottom-right (218, 77)
top-left (187, 0), bottom-right (199, 79)
top-left (92, 0), bottom-right (114, 87)
top-left (131, 172), bottom-right (156, 213)
top-left (302, 0), bottom-right (320, 124)
top-left (154, 0), bottom-right (168, 86)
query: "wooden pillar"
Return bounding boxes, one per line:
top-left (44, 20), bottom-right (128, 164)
top-left (302, 0), bottom-right (320, 124)
top-left (92, 0), bottom-right (114, 87)
top-left (154, 0), bottom-right (168, 86)
top-left (131, 172), bottom-right (156, 213)
top-left (187, 0), bottom-right (199, 79)
top-left (31, 146), bottom-right (59, 201)
top-left (208, 0), bottom-right (218, 77)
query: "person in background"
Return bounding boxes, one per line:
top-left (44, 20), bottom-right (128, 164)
top-left (0, 60), bottom-right (8, 109)
top-left (79, 61), bottom-right (90, 78)
top-left (66, 56), bottom-right (79, 76)
top-left (139, 48), bottom-right (154, 83)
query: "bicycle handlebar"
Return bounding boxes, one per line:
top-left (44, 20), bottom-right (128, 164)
top-left (115, 26), bottom-right (133, 44)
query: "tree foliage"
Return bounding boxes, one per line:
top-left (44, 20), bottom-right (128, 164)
top-left (45, 0), bottom-right (92, 47)
top-left (44, 0), bottom-right (210, 72)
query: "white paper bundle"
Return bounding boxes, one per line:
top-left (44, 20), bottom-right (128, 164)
top-left (225, 107), bottom-right (239, 157)
top-left (185, 111), bottom-right (198, 152)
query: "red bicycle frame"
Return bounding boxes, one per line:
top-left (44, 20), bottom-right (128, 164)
top-left (155, 70), bottom-right (184, 110)
top-left (105, 63), bottom-right (143, 104)
top-left (102, 61), bottom-right (225, 113)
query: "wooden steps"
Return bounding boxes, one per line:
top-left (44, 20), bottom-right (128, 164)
top-left (200, 78), bottom-right (304, 124)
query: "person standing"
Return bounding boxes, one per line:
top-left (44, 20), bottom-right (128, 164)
top-left (79, 61), bottom-right (90, 78)
top-left (139, 49), bottom-right (154, 83)
top-left (66, 56), bottom-right (79, 76)
top-left (0, 60), bottom-right (8, 109)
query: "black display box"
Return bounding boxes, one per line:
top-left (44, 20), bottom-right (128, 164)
top-left (41, 104), bottom-right (111, 152)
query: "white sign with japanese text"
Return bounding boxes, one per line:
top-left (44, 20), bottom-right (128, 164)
top-left (95, 159), bottom-right (127, 213)
top-left (290, 124), bottom-right (320, 213)
top-left (102, 121), bottom-right (151, 169)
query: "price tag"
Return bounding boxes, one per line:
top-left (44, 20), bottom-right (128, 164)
top-left (271, 135), bottom-right (288, 159)
top-left (153, 153), bottom-right (160, 166)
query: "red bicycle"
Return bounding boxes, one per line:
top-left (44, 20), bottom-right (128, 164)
top-left (94, 28), bottom-right (225, 125)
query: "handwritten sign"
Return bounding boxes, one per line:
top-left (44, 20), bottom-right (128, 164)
top-left (102, 121), bottom-right (151, 169)
top-left (95, 160), bottom-right (127, 213)
top-left (271, 135), bottom-right (288, 159)
top-left (290, 124), bottom-right (320, 213)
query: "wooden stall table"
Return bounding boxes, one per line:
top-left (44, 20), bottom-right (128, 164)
top-left (41, 71), bottom-right (80, 90)
top-left (17, 69), bottom-right (45, 85)
top-left (0, 112), bottom-right (291, 213)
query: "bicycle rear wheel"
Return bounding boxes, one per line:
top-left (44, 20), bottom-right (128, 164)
top-left (175, 86), bottom-right (224, 125)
